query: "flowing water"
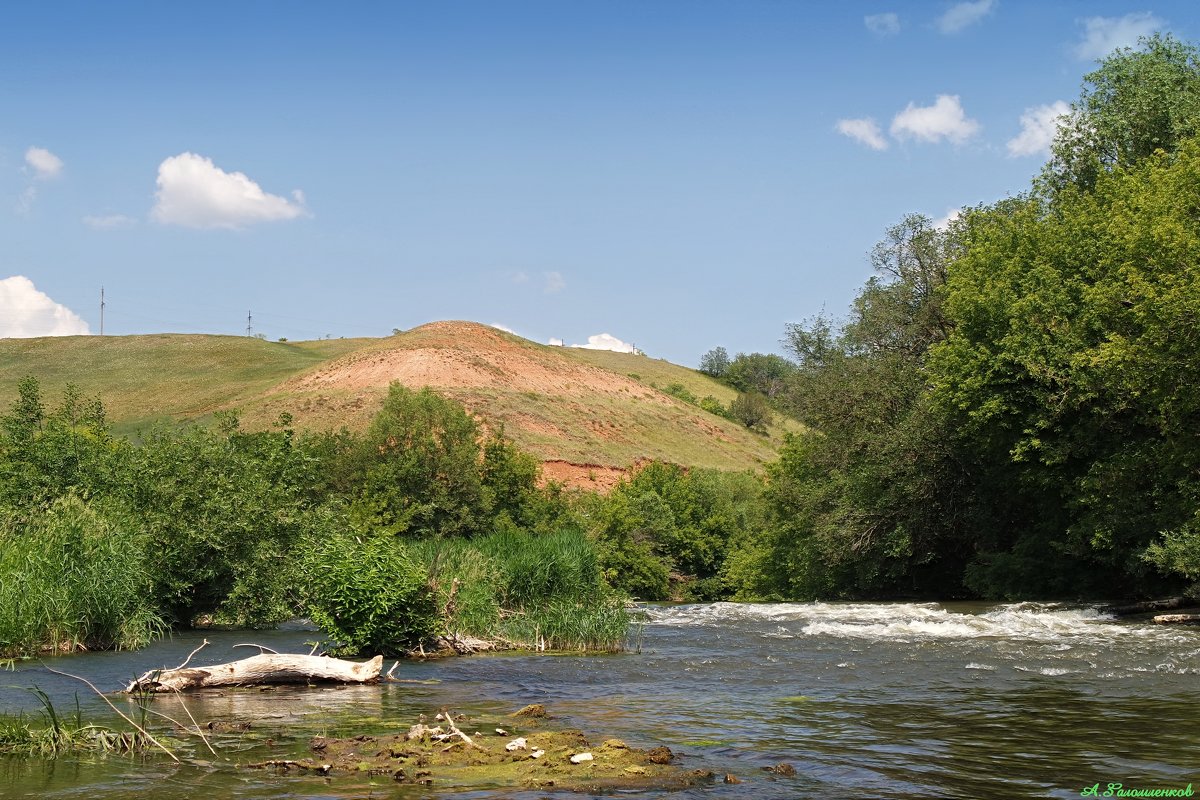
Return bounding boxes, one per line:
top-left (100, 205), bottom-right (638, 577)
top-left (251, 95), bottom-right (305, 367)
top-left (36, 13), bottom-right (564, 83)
top-left (2, 602), bottom-right (1197, 799)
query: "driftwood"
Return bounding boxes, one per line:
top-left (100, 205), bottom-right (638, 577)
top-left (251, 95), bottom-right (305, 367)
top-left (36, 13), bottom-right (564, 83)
top-left (1152, 613), bottom-right (1200, 626)
top-left (125, 653), bottom-right (384, 693)
top-left (1107, 597), bottom-right (1189, 616)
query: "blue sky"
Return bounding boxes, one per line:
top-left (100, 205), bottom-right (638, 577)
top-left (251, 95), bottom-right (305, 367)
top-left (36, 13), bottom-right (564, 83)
top-left (2, 1), bottom-right (1195, 366)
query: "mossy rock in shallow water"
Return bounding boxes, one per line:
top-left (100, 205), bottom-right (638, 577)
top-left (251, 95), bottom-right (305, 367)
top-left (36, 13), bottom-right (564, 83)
top-left (246, 706), bottom-right (719, 791)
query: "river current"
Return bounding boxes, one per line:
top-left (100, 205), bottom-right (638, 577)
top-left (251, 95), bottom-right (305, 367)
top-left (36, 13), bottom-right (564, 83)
top-left (2, 602), bottom-right (1197, 799)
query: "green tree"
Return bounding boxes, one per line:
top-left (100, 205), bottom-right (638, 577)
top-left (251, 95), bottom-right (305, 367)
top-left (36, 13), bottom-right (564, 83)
top-left (931, 138), bottom-right (1200, 597)
top-left (763, 213), bottom-right (975, 599)
top-left (302, 529), bottom-right (439, 655)
top-left (125, 416), bottom-right (320, 624)
top-left (699, 346), bottom-right (730, 377)
top-left (479, 428), bottom-right (542, 529)
top-left (723, 352), bottom-right (795, 398)
top-left (728, 392), bottom-right (772, 432)
top-left (1046, 33), bottom-right (1200, 193)
top-left (352, 383), bottom-right (486, 537)
top-left (0, 379), bottom-right (123, 513)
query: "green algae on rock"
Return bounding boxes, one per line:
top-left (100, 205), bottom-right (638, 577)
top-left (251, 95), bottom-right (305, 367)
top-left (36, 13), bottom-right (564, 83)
top-left (247, 706), bottom-right (719, 792)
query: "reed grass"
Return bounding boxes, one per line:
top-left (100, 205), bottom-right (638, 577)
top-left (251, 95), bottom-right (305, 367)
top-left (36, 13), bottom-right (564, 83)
top-left (412, 527), bottom-right (629, 652)
top-left (0, 688), bottom-right (147, 756)
top-left (0, 497), bottom-right (164, 658)
top-left (500, 600), bottom-right (632, 653)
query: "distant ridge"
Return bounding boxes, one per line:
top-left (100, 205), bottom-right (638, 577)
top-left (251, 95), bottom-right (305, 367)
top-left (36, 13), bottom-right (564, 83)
top-left (0, 321), bottom-right (790, 485)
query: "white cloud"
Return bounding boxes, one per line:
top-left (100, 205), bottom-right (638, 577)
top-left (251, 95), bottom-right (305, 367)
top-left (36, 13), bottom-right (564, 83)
top-left (0, 276), bottom-right (90, 337)
top-left (489, 322), bottom-right (517, 334)
top-left (937, 0), bottom-right (996, 34)
top-left (836, 117), bottom-right (889, 151)
top-left (890, 95), bottom-right (980, 145)
top-left (933, 207), bottom-right (962, 230)
top-left (1073, 13), bottom-right (1163, 60)
top-left (511, 270), bottom-right (530, 284)
top-left (548, 337), bottom-right (565, 347)
top-left (151, 152), bottom-right (308, 229)
top-left (25, 147), bottom-right (64, 179)
top-left (570, 333), bottom-right (637, 354)
top-left (16, 146), bottom-right (64, 213)
top-left (543, 271), bottom-right (565, 293)
top-left (864, 13), bottom-right (900, 36)
top-left (83, 213), bottom-right (138, 230)
top-left (1007, 101), bottom-right (1071, 157)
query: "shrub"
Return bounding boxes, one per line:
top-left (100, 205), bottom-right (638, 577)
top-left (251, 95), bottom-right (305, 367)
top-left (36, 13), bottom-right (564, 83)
top-left (302, 529), bottom-right (440, 656)
top-left (699, 395), bottom-right (728, 418)
top-left (729, 392), bottom-right (773, 431)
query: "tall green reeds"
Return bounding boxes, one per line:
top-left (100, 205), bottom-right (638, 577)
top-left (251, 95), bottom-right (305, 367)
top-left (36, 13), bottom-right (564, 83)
top-left (0, 688), bottom-right (147, 756)
top-left (414, 527), bottom-right (629, 652)
top-left (0, 496), bottom-right (163, 658)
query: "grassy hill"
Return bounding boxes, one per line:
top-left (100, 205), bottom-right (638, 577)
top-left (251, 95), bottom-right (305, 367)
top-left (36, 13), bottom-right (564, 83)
top-left (0, 322), bottom-right (792, 479)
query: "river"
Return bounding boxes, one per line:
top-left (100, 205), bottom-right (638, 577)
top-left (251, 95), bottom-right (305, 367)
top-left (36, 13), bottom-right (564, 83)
top-left (2, 602), bottom-right (1197, 799)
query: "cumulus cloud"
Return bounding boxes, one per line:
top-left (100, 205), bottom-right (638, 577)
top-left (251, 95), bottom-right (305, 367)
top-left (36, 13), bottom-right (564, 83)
top-left (1007, 101), bottom-right (1071, 157)
top-left (16, 146), bottom-right (64, 212)
top-left (548, 337), bottom-right (565, 347)
top-left (151, 152), bottom-right (308, 229)
top-left (0, 276), bottom-right (90, 337)
top-left (570, 333), bottom-right (637, 354)
top-left (25, 147), bottom-right (64, 179)
top-left (489, 322), bottom-right (517, 334)
top-left (836, 117), bottom-right (889, 150)
top-left (83, 213), bottom-right (138, 230)
top-left (1074, 12), bottom-right (1163, 60)
top-left (543, 271), bottom-right (565, 293)
top-left (937, 0), bottom-right (996, 34)
top-left (865, 12), bottom-right (900, 36)
top-left (890, 95), bottom-right (980, 145)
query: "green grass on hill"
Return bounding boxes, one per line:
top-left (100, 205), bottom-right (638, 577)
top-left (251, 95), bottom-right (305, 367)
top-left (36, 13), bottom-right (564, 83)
top-left (0, 334), bottom-right (371, 436)
top-left (0, 326), bottom-right (793, 471)
top-left (563, 347), bottom-right (802, 443)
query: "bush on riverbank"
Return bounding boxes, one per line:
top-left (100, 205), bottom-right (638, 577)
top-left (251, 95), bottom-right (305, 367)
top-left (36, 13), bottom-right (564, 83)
top-left (585, 463), bottom-right (769, 602)
top-left (302, 528), bottom-right (441, 655)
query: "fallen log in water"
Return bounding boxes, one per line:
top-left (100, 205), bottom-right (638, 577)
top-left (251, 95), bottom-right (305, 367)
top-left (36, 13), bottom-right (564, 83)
top-left (125, 653), bottom-right (383, 693)
top-left (1106, 597), bottom-right (1189, 616)
top-left (1152, 613), bottom-right (1200, 626)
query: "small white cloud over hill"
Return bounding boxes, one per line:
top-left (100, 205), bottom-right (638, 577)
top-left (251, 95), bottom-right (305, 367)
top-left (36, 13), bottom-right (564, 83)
top-left (936, 0), bottom-right (995, 35)
top-left (864, 13), bottom-right (900, 36)
top-left (152, 152), bottom-right (308, 229)
top-left (571, 333), bottom-right (638, 353)
top-left (836, 117), bottom-right (889, 150)
top-left (0, 276), bottom-right (90, 337)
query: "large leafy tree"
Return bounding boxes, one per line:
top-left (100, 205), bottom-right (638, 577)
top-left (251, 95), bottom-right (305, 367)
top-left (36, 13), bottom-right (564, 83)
top-left (350, 383), bottom-right (487, 537)
top-left (931, 138), bottom-right (1200, 596)
top-left (762, 214), bottom-right (977, 599)
top-left (1045, 33), bottom-right (1200, 193)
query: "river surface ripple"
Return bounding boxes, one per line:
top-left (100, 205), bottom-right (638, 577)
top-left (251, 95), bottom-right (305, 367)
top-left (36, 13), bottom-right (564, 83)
top-left (2, 601), bottom-right (1197, 799)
